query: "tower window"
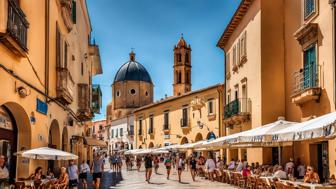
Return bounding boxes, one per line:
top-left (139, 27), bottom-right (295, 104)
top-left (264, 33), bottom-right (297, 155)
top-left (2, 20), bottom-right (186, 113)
top-left (130, 89), bottom-right (136, 95)
top-left (186, 72), bottom-right (190, 84)
top-left (145, 91), bottom-right (148, 96)
top-left (178, 72), bottom-right (182, 84)
top-left (185, 52), bottom-right (189, 63)
top-left (116, 90), bottom-right (121, 97)
top-left (177, 53), bottom-right (181, 62)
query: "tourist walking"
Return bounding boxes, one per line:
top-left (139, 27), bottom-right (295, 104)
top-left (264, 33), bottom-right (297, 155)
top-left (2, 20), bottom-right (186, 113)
top-left (189, 156), bottom-right (197, 181)
top-left (136, 156), bottom-right (142, 172)
top-left (117, 155), bottom-right (123, 172)
top-left (164, 155), bottom-right (172, 180)
top-left (144, 154), bottom-right (153, 183)
top-left (0, 155), bottom-right (8, 188)
top-left (79, 160), bottom-right (90, 189)
top-left (153, 156), bottom-right (160, 174)
top-left (205, 155), bottom-right (216, 182)
top-left (68, 160), bottom-right (79, 189)
top-left (91, 154), bottom-right (104, 189)
top-left (177, 155), bottom-right (185, 183)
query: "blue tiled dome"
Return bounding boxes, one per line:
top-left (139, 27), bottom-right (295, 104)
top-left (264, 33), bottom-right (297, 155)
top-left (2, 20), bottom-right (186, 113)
top-left (113, 52), bottom-right (152, 84)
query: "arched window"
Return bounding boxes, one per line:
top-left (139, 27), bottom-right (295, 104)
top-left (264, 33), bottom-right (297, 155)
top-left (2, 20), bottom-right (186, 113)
top-left (178, 72), bottom-right (182, 83)
top-left (186, 72), bottom-right (190, 84)
top-left (185, 52), bottom-right (189, 63)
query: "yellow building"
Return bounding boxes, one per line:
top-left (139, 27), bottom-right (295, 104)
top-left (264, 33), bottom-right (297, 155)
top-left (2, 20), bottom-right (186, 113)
top-left (217, 0), bottom-right (336, 178)
top-left (133, 37), bottom-right (224, 153)
top-left (0, 0), bottom-right (102, 180)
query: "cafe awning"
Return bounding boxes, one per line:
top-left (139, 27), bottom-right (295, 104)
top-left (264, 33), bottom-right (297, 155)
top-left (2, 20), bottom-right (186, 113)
top-left (272, 112), bottom-right (336, 142)
top-left (84, 137), bottom-right (107, 147)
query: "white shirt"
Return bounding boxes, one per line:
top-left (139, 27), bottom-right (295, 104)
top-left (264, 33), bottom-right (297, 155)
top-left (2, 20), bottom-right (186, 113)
top-left (236, 162), bottom-right (243, 172)
top-left (205, 159), bottom-right (216, 172)
top-left (285, 161), bottom-right (295, 173)
top-left (178, 159), bottom-right (184, 168)
top-left (297, 165), bottom-right (306, 177)
top-left (228, 161), bottom-right (235, 170)
top-left (273, 170), bottom-right (287, 179)
top-left (68, 165), bottom-right (78, 180)
top-left (80, 163), bottom-right (90, 173)
top-left (0, 166), bottom-right (8, 179)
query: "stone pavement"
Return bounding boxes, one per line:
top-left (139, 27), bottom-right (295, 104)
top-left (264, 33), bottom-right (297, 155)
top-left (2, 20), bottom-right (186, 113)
top-left (110, 164), bottom-right (236, 189)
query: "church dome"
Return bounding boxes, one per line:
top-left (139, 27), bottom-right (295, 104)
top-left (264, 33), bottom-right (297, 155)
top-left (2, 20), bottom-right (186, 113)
top-left (113, 51), bottom-right (153, 84)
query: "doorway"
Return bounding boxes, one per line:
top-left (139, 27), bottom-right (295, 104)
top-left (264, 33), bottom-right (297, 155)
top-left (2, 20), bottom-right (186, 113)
top-left (310, 142), bottom-right (329, 182)
top-left (0, 106), bottom-right (17, 182)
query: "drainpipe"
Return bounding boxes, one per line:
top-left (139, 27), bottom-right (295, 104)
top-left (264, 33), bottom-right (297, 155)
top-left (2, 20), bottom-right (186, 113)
top-left (330, 0), bottom-right (336, 109)
top-left (45, 0), bottom-right (50, 101)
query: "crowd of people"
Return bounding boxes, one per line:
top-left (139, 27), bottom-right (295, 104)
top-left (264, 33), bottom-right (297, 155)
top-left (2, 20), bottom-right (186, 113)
top-left (0, 151), bottom-right (125, 189)
top-left (1, 150), bottom-right (336, 188)
top-left (126, 152), bottom-right (336, 187)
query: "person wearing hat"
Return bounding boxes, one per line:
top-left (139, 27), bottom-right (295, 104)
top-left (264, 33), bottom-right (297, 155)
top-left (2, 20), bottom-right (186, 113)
top-left (285, 158), bottom-right (295, 175)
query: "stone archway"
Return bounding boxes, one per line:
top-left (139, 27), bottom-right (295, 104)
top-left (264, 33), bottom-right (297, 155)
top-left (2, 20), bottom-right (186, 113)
top-left (206, 132), bottom-right (216, 140)
top-left (181, 137), bottom-right (188, 145)
top-left (195, 133), bottom-right (203, 142)
top-left (148, 142), bottom-right (154, 149)
top-left (62, 127), bottom-right (68, 152)
top-left (1, 102), bottom-right (31, 180)
top-left (48, 120), bottom-right (61, 172)
top-left (49, 120), bottom-right (61, 149)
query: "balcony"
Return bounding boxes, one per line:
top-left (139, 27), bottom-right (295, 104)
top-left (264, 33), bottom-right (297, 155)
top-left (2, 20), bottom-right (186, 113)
top-left (0, 0), bottom-right (29, 57)
top-left (59, 0), bottom-right (75, 31)
top-left (56, 68), bottom-right (74, 105)
top-left (92, 84), bottom-right (102, 114)
top-left (180, 118), bottom-right (190, 128)
top-left (291, 64), bottom-right (321, 105)
top-left (223, 98), bottom-right (251, 126)
top-left (77, 83), bottom-right (93, 121)
top-left (89, 44), bottom-right (102, 76)
top-left (163, 124), bottom-right (170, 133)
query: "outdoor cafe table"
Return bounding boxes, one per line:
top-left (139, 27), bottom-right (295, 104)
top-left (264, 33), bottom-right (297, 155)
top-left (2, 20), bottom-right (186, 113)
top-left (260, 177), bottom-right (336, 189)
top-left (287, 181), bottom-right (336, 189)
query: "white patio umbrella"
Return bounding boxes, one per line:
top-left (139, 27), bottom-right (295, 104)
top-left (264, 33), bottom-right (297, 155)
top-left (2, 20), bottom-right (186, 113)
top-left (151, 149), bottom-right (170, 154)
top-left (21, 147), bottom-right (78, 160)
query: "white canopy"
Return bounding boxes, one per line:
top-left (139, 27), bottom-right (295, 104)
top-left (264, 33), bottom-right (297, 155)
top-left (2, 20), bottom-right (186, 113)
top-left (237, 120), bottom-right (296, 143)
top-left (176, 140), bottom-right (206, 150)
top-left (21, 147), bottom-right (78, 160)
top-left (199, 119), bottom-right (295, 148)
top-left (151, 149), bottom-right (170, 154)
top-left (272, 112), bottom-right (336, 142)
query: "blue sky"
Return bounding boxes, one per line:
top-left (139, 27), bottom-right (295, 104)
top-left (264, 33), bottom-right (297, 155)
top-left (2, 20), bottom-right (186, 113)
top-left (87, 0), bottom-right (241, 120)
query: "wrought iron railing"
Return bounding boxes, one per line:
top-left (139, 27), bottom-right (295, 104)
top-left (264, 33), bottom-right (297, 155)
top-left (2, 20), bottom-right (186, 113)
top-left (224, 98), bottom-right (251, 119)
top-left (56, 68), bottom-right (73, 104)
top-left (292, 63), bottom-right (319, 96)
top-left (7, 0), bottom-right (29, 50)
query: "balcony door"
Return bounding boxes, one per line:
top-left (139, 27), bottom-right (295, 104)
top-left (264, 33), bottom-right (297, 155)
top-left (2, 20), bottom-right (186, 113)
top-left (303, 45), bottom-right (317, 89)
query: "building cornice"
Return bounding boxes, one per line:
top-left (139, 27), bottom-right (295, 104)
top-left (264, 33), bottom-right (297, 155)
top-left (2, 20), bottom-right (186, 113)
top-left (217, 0), bottom-right (254, 49)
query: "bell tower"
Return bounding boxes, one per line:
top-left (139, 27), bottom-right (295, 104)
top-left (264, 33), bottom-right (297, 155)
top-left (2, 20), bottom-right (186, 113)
top-left (173, 34), bottom-right (192, 96)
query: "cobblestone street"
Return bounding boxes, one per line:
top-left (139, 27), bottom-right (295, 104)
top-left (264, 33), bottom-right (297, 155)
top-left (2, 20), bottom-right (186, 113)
top-left (111, 164), bottom-right (235, 189)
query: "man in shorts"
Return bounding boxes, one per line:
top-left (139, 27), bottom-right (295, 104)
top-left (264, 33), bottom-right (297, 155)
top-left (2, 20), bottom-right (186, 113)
top-left (144, 154), bottom-right (153, 183)
top-left (68, 160), bottom-right (79, 188)
top-left (91, 154), bottom-right (104, 189)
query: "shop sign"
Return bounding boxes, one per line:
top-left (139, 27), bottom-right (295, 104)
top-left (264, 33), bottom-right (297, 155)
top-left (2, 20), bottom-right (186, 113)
top-left (36, 98), bottom-right (48, 115)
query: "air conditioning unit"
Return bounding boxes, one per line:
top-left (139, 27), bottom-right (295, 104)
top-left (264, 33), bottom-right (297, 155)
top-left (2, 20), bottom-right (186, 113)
top-left (164, 134), bottom-right (170, 139)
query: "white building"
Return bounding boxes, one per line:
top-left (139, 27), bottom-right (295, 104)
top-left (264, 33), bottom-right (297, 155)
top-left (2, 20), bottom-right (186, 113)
top-left (108, 115), bottom-right (134, 153)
